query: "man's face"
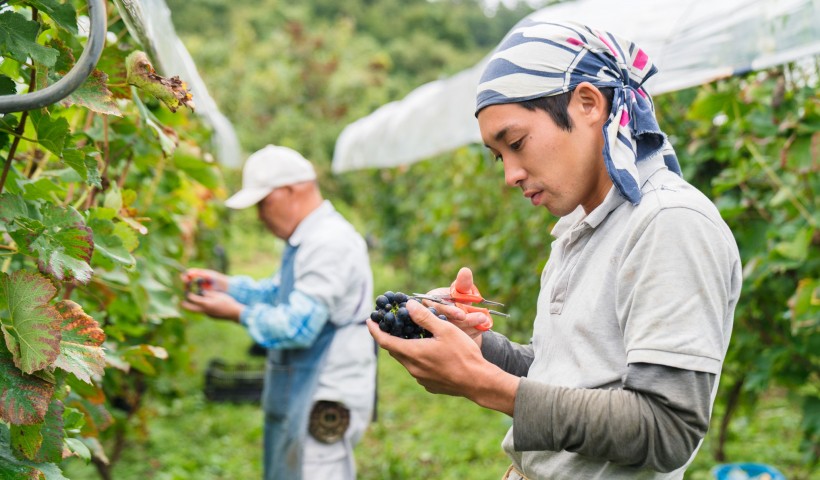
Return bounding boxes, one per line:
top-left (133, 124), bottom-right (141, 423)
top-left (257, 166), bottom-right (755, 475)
top-left (477, 92), bottom-right (611, 217)
top-left (256, 187), bottom-right (294, 239)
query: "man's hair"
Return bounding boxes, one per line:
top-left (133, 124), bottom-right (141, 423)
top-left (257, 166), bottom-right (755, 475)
top-left (519, 87), bottom-right (615, 132)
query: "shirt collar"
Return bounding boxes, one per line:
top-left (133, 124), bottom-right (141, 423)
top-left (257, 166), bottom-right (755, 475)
top-left (287, 200), bottom-right (334, 247)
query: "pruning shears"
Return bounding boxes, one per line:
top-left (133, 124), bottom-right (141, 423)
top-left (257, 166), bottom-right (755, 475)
top-left (412, 283), bottom-right (508, 331)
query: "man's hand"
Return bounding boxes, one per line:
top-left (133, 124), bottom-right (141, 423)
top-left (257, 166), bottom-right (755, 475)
top-left (367, 299), bottom-right (519, 415)
top-left (181, 290), bottom-right (244, 322)
top-left (424, 267), bottom-right (492, 346)
top-left (181, 268), bottom-right (230, 292)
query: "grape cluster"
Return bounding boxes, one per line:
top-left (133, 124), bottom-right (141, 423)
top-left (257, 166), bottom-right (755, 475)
top-left (370, 291), bottom-right (445, 339)
top-left (185, 276), bottom-right (212, 295)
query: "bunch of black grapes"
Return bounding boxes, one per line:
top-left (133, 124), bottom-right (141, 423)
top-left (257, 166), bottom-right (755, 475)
top-left (370, 291), bottom-right (446, 339)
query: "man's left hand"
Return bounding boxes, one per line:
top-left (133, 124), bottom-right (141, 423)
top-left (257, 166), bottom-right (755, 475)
top-left (181, 290), bottom-right (244, 322)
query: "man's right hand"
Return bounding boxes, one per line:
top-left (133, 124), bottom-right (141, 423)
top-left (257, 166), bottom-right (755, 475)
top-left (181, 268), bottom-right (230, 293)
top-left (424, 267), bottom-right (491, 346)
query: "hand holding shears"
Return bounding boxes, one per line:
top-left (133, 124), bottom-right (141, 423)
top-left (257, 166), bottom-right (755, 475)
top-left (413, 267), bottom-right (508, 332)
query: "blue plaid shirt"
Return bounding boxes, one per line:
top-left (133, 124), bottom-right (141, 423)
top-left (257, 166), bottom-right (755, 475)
top-left (229, 274), bottom-right (329, 349)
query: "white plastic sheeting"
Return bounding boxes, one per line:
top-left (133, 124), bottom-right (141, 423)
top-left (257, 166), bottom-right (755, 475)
top-left (113, 0), bottom-right (242, 167)
top-left (332, 0), bottom-right (820, 173)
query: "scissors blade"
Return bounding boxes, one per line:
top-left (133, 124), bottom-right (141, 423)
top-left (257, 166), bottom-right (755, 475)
top-left (411, 293), bottom-right (453, 305)
top-left (441, 295), bottom-right (505, 307)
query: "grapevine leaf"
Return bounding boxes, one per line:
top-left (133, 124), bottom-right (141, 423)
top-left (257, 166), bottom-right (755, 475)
top-left (789, 278), bottom-right (819, 334)
top-left (0, 271), bottom-right (61, 374)
top-left (64, 437), bottom-right (90, 462)
top-left (1, 423), bottom-right (69, 480)
top-left (64, 387), bottom-right (112, 436)
top-left (126, 51), bottom-right (195, 112)
top-left (0, 346), bottom-right (55, 425)
top-left (11, 399), bottom-right (63, 463)
top-left (61, 145), bottom-right (102, 188)
top-left (88, 218), bottom-right (135, 268)
top-left (21, 0), bottom-right (79, 35)
top-left (62, 70), bottom-right (121, 116)
top-left (48, 38), bottom-right (74, 73)
top-left (0, 11), bottom-right (58, 68)
top-left (29, 204), bottom-right (94, 284)
top-left (10, 422), bottom-right (42, 462)
top-left (53, 300), bottom-right (105, 384)
top-left (773, 227), bottom-right (812, 262)
top-left (113, 221), bottom-right (139, 252)
top-left (22, 178), bottom-right (65, 203)
top-left (35, 39), bottom-right (120, 116)
top-left (0, 113), bottom-right (19, 152)
top-left (0, 74), bottom-right (15, 95)
top-left (120, 344), bottom-right (167, 376)
top-left (0, 193), bottom-right (30, 224)
top-left (1, 446), bottom-right (67, 478)
top-left (30, 110), bottom-right (69, 157)
top-left (174, 150), bottom-right (221, 190)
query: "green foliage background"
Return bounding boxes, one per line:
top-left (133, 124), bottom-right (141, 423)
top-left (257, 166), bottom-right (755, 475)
top-left (0, 0), bottom-right (225, 478)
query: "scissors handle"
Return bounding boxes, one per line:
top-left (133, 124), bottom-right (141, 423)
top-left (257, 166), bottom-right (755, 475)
top-left (449, 283), bottom-right (504, 307)
top-left (449, 282), bottom-right (485, 304)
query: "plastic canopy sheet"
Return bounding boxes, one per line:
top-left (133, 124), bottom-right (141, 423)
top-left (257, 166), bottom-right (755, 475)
top-left (114, 0), bottom-right (242, 167)
top-left (332, 0), bottom-right (820, 173)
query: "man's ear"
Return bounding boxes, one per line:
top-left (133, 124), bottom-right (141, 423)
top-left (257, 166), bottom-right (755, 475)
top-left (571, 82), bottom-right (608, 126)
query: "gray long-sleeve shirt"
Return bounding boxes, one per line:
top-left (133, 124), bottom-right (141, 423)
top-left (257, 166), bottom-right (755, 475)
top-left (482, 331), bottom-right (714, 472)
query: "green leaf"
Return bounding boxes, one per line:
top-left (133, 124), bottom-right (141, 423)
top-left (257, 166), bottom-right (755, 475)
top-left (88, 218), bottom-right (135, 268)
top-left (0, 424), bottom-right (67, 479)
top-left (53, 300), bottom-right (105, 384)
top-left (10, 422), bottom-right (42, 461)
top-left (0, 74), bottom-right (15, 95)
top-left (11, 399), bottom-right (63, 463)
top-left (22, 0), bottom-right (79, 35)
top-left (0, 271), bottom-right (62, 374)
top-left (29, 204), bottom-right (94, 284)
top-left (62, 69), bottom-right (121, 116)
top-left (0, 113), bottom-right (20, 152)
top-left (126, 51), bottom-right (194, 113)
top-left (132, 87), bottom-right (178, 156)
top-left (0, 193), bottom-right (30, 224)
top-left (63, 386), bottom-right (112, 436)
top-left (22, 178), bottom-right (66, 202)
top-left (0, 11), bottom-right (58, 68)
top-left (120, 344), bottom-right (168, 376)
top-left (113, 221), bottom-right (139, 252)
top-left (64, 437), bottom-right (90, 462)
top-left (61, 144), bottom-right (102, 188)
top-left (0, 345), bottom-right (55, 424)
top-left (790, 278), bottom-right (820, 334)
top-left (30, 110), bottom-right (69, 157)
top-left (102, 184), bottom-right (122, 212)
top-left (174, 150), bottom-right (221, 190)
top-left (773, 227), bottom-right (813, 262)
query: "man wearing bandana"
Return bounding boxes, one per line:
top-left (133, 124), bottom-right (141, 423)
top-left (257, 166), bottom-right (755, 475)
top-left (368, 21), bottom-right (741, 479)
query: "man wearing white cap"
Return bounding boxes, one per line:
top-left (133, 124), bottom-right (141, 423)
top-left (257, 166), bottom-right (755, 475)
top-left (182, 145), bottom-right (376, 480)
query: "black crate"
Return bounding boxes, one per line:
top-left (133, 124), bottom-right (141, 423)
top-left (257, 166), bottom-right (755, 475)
top-left (204, 359), bottom-right (265, 403)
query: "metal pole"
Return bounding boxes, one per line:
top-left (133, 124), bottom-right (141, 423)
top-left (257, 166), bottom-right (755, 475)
top-left (0, 0), bottom-right (107, 113)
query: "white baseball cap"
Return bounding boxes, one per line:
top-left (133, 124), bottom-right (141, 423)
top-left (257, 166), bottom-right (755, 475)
top-left (224, 145), bottom-right (317, 209)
